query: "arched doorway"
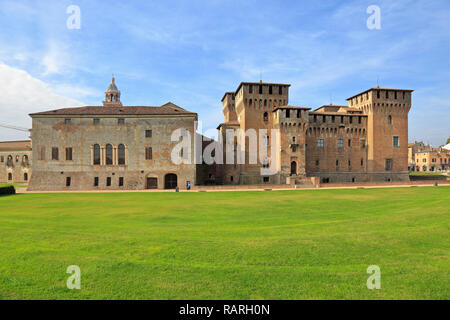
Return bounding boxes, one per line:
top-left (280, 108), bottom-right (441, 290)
top-left (290, 161), bottom-right (297, 175)
top-left (164, 174), bottom-right (178, 189)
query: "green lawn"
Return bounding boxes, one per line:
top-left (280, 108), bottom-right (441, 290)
top-left (0, 187), bottom-right (449, 300)
top-left (409, 171), bottom-right (447, 177)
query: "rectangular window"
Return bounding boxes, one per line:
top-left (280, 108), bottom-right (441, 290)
top-left (66, 177), bottom-right (71, 187)
top-left (118, 118), bottom-right (125, 125)
top-left (119, 177), bottom-right (124, 187)
top-left (313, 115), bottom-right (317, 122)
top-left (269, 86), bottom-right (273, 94)
top-left (94, 177), bottom-right (99, 187)
top-left (259, 85), bottom-right (263, 94)
top-left (0, 156), bottom-right (4, 163)
top-left (106, 177), bottom-right (111, 187)
top-left (331, 115), bottom-right (335, 123)
top-left (341, 116), bottom-right (344, 123)
top-left (317, 139), bottom-right (324, 148)
top-left (39, 146), bottom-right (46, 160)
top-left (286, 109), bottom-right (290, 118)
top-left (361, 159), bottom-right (364, 167)
top-left (361, 139), bottom-right (366, 149)
top-left (315, 160), bottom-right (319, 166)
top-left (358, 117), bottom-right (362, 124)
top-left (349, 116), bottom-right (353, 124)
top-left (322, 115), bottom-right (326, 123)
top-left (348, 160), bottom-right (351, 168)
top-left (263, 177), bottom-right (269, 183)
top-left (52, 147), bottom-right (59, 160)
top-left (386, 91), bottom-right (389, 99)
top-left (65, 119), bottom-right (71, 124)
top-left (249, 85), bottom-right (253, 94)
top-left (394, 91), bottom-right (398, 99)
top-left (385, 159), bottom-right (393, 171)
top-left (393, 136), bottom-right (400, 147)
top-left (65, 147), bottom-right (73, 161)
top-left (93, 118), bottom-right (100, 125)
top-left (338, 139), bottom-right (344, 148)
top-left (377, 90), bottom-right (380, 99)
top-left (145, 129), bottom-right (152, 138)
top-left (348, 139), bottom-right (351, 147)
top-left (145, 147), bottom-right (152, 160)
top-left (279, 86), bottom-right (282, 95)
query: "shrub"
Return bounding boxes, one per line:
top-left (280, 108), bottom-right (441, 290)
top-left (0, 185), bottom-right (16, 195)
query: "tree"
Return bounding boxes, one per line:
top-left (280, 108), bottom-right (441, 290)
top-left (447, 137), bottom-right (450, 144)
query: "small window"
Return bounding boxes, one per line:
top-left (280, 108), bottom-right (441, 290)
top-left (145, 147), bottom-right (152, 160)
top-left (386, 91), bottom-right (389, 99)
top-left (66, 177), bottom-right (71, 187)
top-left (313, 115), bottom-right (317, 122)
top-left (336, 160), bottom-right (339, 166)
top-left (106, 177), bottom-right (111, 187)
top-left (286, 109), bottom-right (290, 118)
top-left (358, 117), bottom-right (362, 124)
top-left (24, 173), bottom-right (28, 181)
top-left (263, 112), bottom-right (268, 122)
top-left (388, 115), bottom-right (392, 125)
top-left (259, 85), bottom-right (262, 94)
top-left (249, 85), bottom-right (253, 94)
top-left (119, 177), bottom-right (124, 187)
top-left (52, 147), bottom-right (59, 160)
top-left (146, 130), bottom-right (152, 138)
top-left (230, 176), bottom-right (234, 182)
top-left (348, 160), bottom-right (351, 168)
top-left (349, 117), bottom-right (353, 124)
top-left (338, 139), bottom-right (344, 148)
top-left (385, 159), bottom-right (393, 171)
top-left (0, 156), bottom-right (3, 163)
top-left (361, 159), bottom-right (364, 167)
top-left (263, 177), bottom-right (270, 183)
top-left (317, 139), bottom-right (324, 148)
top-left (118, 118), bottom-right (125, 125)
top-left (269, 86), bottom-right (273, 94)
top-left (315, 160), bottom-right (319, 166)
top-left (278, 86), bottom-right (282, 95)
top-left (341, 116), bottom-right (344, 123)
top-left (361, 139), bottom-right (366, 148)
top-left (348, 139), bottom-right (351, 147)
top-left (8, 173), bottom-right (12, 180)
top-left (93, 119), bottom-right (100, 125)
top-left (394, 91), bottom-right (398, 99)
top-left (331, 116), bottom-right (335, 123)
top-left (65, 119), bottom-right (71, 124)
top-left (393, 136), bottom-right (399, 147)
top-left (65, 147), bottom-right (73, 161)
top-left (94, 177), bottom-right (99, 186)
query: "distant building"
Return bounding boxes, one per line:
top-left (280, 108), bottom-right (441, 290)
top-left (0, 140), bottom-right (32, 184)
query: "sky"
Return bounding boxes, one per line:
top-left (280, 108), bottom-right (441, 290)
top-left (0, 0), bottom-right (449, 146)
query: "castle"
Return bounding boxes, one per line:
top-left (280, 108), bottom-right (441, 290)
top-left (0, 78), bottom-right (414, 190)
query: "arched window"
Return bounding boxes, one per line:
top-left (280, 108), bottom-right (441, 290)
top-left (106, 144), bottom-right (113, 165)
top-left (388, 115), bottom-right (392, 125)
top-left (93, 144), bottom-right (100, 165)
top-left (118, 144), bottom-right (125, 165)
top-left (8, 173), bottom-right (12, 180)
top-left (263, 112), bottom-right (268, 122)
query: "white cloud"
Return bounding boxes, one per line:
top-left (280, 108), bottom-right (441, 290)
top-left (0, 62), bottom-right (84, 141)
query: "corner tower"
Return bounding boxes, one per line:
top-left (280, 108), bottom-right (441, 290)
top-left (347, 87), bottom-right (413, 181)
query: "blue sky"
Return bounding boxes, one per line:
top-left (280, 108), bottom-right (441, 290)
top-left (0, 0), bottom-right (449, 145)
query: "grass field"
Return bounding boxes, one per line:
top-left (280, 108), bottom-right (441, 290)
top-left (0, 187), bottom-right (449, 300)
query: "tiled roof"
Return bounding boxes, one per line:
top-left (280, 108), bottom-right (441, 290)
top-left (272, 106), bottom-right (311, 112)
top-left (30, 102), bottom-right (196, 117)
top-left (0, 140), bottom-right (32, 151)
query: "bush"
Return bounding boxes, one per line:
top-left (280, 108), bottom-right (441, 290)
top-left (0, 185), bottom-right (16, 195)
